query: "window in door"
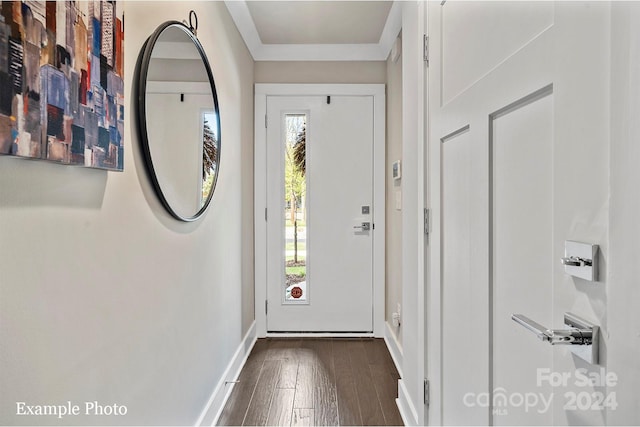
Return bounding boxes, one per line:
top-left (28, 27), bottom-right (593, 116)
top-left (284, 114), bottom-right (307, 303)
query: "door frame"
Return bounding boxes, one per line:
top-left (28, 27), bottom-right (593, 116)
top-left (254, 84), bottom-right (386, 337)
top-left (425, 1), bottom-right (441, 424)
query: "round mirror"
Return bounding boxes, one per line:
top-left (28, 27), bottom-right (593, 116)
top-left (136, 21), bottom-right (221, 221)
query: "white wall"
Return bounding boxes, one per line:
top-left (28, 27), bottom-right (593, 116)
top-left (386, 40), bottom-right (403, 346)
top-left (0, 2), bottom-right (254, 425)
top-left (609, 3), bottom-right (640, 424)
top-left (255, 61), bottom-right (386, 84)
top-left (147, 59), bottom-right (210, 82)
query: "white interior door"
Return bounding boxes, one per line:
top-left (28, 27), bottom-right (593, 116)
top-left (265, 95), bottom-right (375, 332)
top-left (428, 2), bottom-right (611, 425)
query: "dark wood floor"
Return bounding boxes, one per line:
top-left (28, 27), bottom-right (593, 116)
top-left (216, 338), bottom-right (403, 426)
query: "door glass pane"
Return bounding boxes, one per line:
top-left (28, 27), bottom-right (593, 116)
top-left (201, 111), bottom-right (217, 202)
top-left (284, 114), bottom-right (307, 302)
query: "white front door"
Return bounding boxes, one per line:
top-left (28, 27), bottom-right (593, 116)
top-left (427, 2), bottom-right (611, 425)
top-left (265, 94), bottom-right (376, 332)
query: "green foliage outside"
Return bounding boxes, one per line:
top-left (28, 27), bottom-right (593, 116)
top-left (202, 171), bottom-right (215, 201)
top-left (286, 265), bottom-right (306, 277)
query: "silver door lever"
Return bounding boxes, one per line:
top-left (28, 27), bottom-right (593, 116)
top-left (354, 222), bottom-right (371, 231)
top-left (561, 256), bottom-right (592, 267)
top-left (511, 313), bottom-right (593, 345)
top-left (511, 312), bottom-right (599, 364)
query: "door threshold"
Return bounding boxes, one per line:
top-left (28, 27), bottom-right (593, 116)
top-left (266, 332), bottom-right (375, 338)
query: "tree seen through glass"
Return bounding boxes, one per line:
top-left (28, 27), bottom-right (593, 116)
top-left (202, 113), bottom-right (218, 202)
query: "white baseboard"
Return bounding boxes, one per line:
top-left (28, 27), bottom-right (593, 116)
top-left (397, 379), bottom-right (419, 426)
top-left (267, 332), bottom-right (375, 338)
top-left (195, 322), bottom-right (257, 426)
top-left (383, 321), bottom-right (403, 378)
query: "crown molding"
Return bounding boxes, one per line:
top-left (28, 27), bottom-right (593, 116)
top-left (224, 1), bottom-right (402, 61)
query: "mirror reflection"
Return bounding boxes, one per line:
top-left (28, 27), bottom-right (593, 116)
top-left (138, 22), bottom-right (220, 221)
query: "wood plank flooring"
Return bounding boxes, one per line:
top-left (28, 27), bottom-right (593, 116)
top-left (217, 338), bottom-right (403, 426)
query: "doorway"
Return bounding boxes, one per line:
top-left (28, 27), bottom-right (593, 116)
top-left (255, 84), bottom-right (385, 335)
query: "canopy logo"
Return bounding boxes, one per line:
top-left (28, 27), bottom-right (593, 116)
top-left (463, 388), bottom-right (553, 415)
top-left (462, 368), bottom-right (618, 416)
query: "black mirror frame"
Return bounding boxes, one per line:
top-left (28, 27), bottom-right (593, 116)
top-left (135, 21), bottom-right (221, 222)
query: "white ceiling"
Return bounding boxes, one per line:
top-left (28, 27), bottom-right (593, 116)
top-left (224, 1), bottom-right (402, 61)
top-left (247, 1), bottom-right (392, 44)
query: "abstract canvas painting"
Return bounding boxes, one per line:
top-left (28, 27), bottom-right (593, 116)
top-left (0, 1), bottom-right (124, 171)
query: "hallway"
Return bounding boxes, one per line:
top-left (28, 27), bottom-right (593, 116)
top-left (217, 338), bottom-right (403, 426)
top-left (2, 2), bottom-right (640, 426)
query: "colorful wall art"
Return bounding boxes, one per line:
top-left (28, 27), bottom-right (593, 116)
top-left (0, 1), bottom-right (124, 171)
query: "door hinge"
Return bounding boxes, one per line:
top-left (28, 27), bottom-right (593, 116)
top-left (424, 208), bottom-right (430, 235)
top-left (265, 207), bottom-right (268, 221)
top-left (265, 114), bottom-right (268, 128)
top-left (424, 379), bottom-right (430, 406)
top-left (265, 300), bottom-right (268, 315)
top-left (423, 34), bottom-right (429, 65)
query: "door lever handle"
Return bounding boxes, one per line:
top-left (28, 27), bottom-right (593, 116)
top-left (511, 313), bottom-right (600, 365)
top-left (511, 313), bottom-right (593, 345)
top-left (561, 256), bottom-right (592, 267)
top-left (511, 312), bottom-right (599, 364)
top-left (353, 222), bottom-right (371, 231)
